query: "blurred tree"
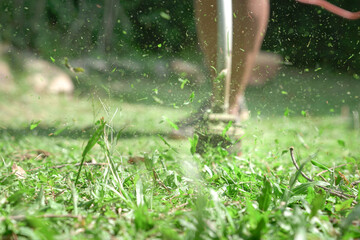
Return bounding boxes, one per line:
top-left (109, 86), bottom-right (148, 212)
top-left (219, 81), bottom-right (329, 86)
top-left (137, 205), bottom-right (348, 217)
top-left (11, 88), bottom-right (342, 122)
top-left (98, 0), bottom-right (117, 53)
top-left (263, 0), bottom-right (359, 73)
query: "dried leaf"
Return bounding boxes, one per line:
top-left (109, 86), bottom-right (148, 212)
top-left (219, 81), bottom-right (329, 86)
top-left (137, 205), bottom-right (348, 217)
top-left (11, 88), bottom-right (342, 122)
top-left (35, 149), bottom-right (51, 158)
top-left (128, 157), bottom-right (145, 165)
top-left (12, 163), bottom-right (27, 179)
top-left (14, 149), bottom-right (51, 161)
top-left (337, 171), bottom-right (350, 185)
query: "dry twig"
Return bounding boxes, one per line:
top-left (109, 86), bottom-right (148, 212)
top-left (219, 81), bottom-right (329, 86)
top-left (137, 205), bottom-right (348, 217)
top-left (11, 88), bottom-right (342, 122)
top-left (153, 169), bottom-right (171, 193)
top-left (351, 180), bottom-right (360, 188)
top-left (316, 164), bottom-right (347, 177)
top-left (169, 202), bottom-right (189, 214)
top-left (316, 164), bottom-right (349, 183)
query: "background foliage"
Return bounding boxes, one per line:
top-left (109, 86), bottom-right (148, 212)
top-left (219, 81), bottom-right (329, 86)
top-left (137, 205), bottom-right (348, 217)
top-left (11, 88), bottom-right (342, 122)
top-left (0, 0), bottom-right (359, 72)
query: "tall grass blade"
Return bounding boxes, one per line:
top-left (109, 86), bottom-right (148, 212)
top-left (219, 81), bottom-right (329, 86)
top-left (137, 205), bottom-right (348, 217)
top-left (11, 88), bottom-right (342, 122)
top-left (75, 119), bottom-right (106, 185)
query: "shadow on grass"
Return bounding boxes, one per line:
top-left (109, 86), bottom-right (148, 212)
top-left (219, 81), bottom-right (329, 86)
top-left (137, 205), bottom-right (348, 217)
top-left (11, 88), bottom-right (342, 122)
top-left (245, 68), bottom-right (360, 117)
top-left (77, 67), bottom-right (360, 118)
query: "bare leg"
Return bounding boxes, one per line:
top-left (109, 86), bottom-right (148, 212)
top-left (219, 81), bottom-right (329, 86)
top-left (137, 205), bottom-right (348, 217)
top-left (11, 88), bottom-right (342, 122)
top-left (195, 0), bottom-right (269, 118)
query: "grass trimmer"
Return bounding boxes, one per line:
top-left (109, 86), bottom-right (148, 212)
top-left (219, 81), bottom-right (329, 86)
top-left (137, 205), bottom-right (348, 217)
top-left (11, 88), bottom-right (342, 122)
top-left (196, 0), bottom-right (244, 154)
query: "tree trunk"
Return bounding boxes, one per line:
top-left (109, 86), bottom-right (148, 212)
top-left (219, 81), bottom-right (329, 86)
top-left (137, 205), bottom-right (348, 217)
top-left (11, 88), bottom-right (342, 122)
top-left (29, 0), bottom-right (46, 49)
top-left (98, 0), bottom-right (117, 53)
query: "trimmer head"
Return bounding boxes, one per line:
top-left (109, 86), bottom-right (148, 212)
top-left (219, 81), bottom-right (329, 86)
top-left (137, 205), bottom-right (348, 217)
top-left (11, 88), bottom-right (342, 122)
top-left (195, 113), bottom-right (244, 155)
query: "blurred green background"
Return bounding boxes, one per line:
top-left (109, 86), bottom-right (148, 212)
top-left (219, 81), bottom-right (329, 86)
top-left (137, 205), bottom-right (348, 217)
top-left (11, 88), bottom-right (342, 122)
top-left (0, 0), bottom-right (359, 120)
top-left (0, 0), bottom-right (359, 71)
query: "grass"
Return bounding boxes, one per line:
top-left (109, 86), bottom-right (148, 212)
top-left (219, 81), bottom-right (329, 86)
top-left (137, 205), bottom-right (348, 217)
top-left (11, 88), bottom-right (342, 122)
top-left (0, 66), bottom-right (360, 239)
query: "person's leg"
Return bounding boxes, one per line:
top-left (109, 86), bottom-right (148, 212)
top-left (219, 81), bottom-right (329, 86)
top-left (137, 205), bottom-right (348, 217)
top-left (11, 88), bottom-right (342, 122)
top-left (195, 0), bottom-right (270, 118)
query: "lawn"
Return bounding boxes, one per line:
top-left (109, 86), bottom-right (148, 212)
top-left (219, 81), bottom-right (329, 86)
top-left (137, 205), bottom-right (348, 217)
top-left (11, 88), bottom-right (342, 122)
top-left (0, 66), bottom-right (359, 239)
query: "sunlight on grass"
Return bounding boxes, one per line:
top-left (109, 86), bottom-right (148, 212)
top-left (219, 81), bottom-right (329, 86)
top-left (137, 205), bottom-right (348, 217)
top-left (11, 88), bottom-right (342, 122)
top-left (0, 67), bottom-right (359, 239)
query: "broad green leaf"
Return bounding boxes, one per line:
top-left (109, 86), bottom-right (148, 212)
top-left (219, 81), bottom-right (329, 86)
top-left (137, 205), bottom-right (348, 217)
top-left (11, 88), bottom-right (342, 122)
top-left (257, 176), bottom-right (272, 211)
top-left (305, 186), bottom-right (316, 204)
top-left (292, 181), bottom-right (329, 196)
top-left (335, 198), bottom-right (353, 212)
top-left (310, 191), bottom-right (326, 218)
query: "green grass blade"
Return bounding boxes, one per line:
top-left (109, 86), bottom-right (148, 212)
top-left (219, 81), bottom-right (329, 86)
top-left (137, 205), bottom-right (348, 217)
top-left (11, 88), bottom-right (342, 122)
top-left (310, 160), bottom-right (329, 171)
top-left (157, 134), bottom-right (178, 153)
top-left (189, 134), bottom-right (199, 155)
top-left (163, 116), bottom-right (178, 130)
top-left (74, 119), bottom-right (106, 185)
top-left (136, 177), bottom-right (144, 207)
top-left (291, 181), bottom-right (329, 196)
top-left (30, 120), bottom-right (41, 130)
top-left (71, 182), bottom-right (78, 215)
